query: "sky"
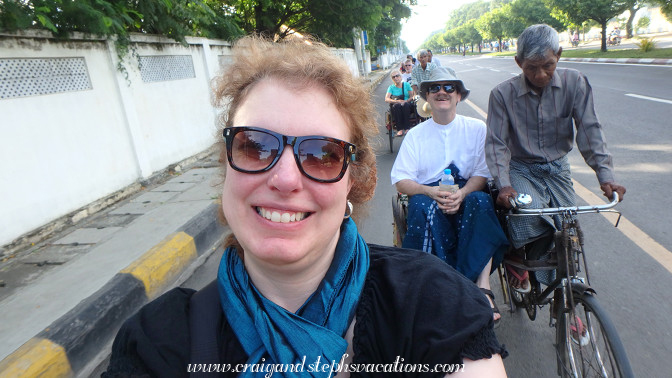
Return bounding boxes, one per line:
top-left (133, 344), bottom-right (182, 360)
top-left (400, 0), bottom-right (479, 53)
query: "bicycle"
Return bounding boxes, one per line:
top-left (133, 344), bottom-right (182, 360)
top-left (502, 193), bottom-right (634, 378)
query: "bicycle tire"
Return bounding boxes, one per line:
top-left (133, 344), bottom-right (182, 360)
top-left (391, 195), bottom-right (405, 247)
top-left (385, 111), bottom-right (394, 153)
top-left (556, 292), bottom-right (634, 378)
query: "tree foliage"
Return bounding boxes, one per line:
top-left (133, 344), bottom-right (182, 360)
top-left (0, 0), bottom-right (243, 42)
top-left (546, 0), bottom-right (630, 51)
top-left (509, 0), bottom-right (565, 32)
top-left (475, 6), bottom-right (520, 51)
top-left (445, 0), bottom-right (491, 29)
top-left (0, 0), bottom-right (414, 52)
top-left (215, 0), bottom-right (413, 48)
top-left (651, 0), bottom-right (672, 21)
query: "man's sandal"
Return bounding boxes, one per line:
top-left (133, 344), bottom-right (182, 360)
top-left (480, 288), bottom-right (501, 328)
top-left (505, 263), bottom-right (531, 294)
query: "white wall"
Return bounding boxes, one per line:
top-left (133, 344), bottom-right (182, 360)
top-left (0, 32), bottom-right (363, 247)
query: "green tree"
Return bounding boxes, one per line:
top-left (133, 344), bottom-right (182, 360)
top-left (650, 0), bottom-right (672, 21)
top-left (221, 0), bottom-right (413, 47)
top-left (636, 15), bottom-right (650, 32)
top-left (509, 0), bottom-right (565, 32)
top-left (367, 0), bottom-right (412, 57)
top-left (475, 6), bottom-right (520, 51)
top-left (454, 19), bottom-right (484, 53)
top-left (546, 0), bottom-right (630, 51)
top-left (442, 29), bottom-right (459, 50)
top-left (445, 0), bottom-right (491, 29)
top-left (623, 0), bottom-right (645, 38)
top-left (0, 0), bottom-right (242, 42)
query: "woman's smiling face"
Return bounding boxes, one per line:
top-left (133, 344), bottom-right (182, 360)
top-left (222, 78), bottom-right (353, 270)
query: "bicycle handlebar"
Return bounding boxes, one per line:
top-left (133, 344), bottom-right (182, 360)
top-left (510, 192), bottom-right (620, 216)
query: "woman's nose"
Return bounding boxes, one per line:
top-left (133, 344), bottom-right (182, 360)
top-left (268, 147), bottom-right (303, 192)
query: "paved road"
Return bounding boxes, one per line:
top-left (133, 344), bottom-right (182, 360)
top-left (363, 56), bottom-right (672, 377)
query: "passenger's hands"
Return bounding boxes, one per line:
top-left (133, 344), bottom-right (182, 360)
top-left (496, 186), bottom-right (517, 209)
top-left (600, 182), bottom-right (626, 202)
top-left (427, 186), bottom-right (464, 214)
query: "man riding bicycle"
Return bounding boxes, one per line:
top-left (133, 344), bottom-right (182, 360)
top-left (485, 24), bottom-right (626, 292)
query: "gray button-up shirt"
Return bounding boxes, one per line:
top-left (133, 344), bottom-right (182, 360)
top-left (485, 68), bottom-right (615, 188)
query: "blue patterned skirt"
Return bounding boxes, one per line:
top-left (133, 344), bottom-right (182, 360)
top-left (402, 186), bottom-right (508, 282)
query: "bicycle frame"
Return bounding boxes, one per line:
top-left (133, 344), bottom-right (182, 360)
top-left (504, 193), bottom-right (620, 308)
top-left (502, 193), bottom-right (634, 377)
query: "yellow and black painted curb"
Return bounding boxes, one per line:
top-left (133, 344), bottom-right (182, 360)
top-left (0, 202), bottom-right (224, 378)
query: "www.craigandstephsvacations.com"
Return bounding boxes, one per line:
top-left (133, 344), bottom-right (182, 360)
top-left (187, 355), bottom-right (466, 377)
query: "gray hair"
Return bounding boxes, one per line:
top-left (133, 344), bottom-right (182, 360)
top-left (416, 49), bottom-right (428, 58)
top-left (516, 24), bottom-right (560, 61)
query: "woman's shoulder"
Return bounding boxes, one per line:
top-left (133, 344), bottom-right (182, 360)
top-left (355, 244), bottom-right (504, 367)
top-left (366, 244), bottom-right (480, 293)
top-left (104, 287), bottom-right (196, 377)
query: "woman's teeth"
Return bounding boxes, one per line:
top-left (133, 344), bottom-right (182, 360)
top-left (257, 207), bottom-right (307, 223)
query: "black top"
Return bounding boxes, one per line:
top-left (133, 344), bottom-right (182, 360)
top-left (104, 244), bottom-right (506, 377)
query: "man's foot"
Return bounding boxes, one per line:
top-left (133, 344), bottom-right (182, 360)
top-left (396, 130), bottom-right (404, 137)
top-left (570, 316), bottom-right (590, 346)
top-left (480, 288), bottom-right (501, 327)
top-left (505, 263), bottom-right (531, 293)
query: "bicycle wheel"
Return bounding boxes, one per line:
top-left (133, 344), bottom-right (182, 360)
top-left (556, 293), bottom-right (634, 378)
top-left (385, 111), bottom-right (394, 153)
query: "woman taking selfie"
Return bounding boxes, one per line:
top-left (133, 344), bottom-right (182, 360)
top-left (104, 36), bottom-right (506, 377)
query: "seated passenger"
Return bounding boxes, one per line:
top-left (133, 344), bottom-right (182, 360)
top-left (401, 59), bottom-right (414, 83)
top-left (385, 70), bottom-right (415, 136)
top-left (391, 67), bottom-right (509, 324)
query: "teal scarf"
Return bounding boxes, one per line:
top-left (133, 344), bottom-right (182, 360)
top-left (217, 218), bottom-right (370, 377)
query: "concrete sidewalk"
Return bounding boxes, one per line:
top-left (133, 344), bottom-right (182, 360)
top-left (0, 68), bottom-right (390, 377)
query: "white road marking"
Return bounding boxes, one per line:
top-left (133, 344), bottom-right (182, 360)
top-left (464, 99), bottom-right (487, 119)
top-left (572, 180), bottom-right (672, 275)
top-left (561, 61), bottom-right (672, 68)
top-left (625, 93), bottom-right (672, 105)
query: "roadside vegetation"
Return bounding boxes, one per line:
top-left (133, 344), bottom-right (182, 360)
top-left (477, 42), bottom-right (672, 59)
top-left (0, 0), bottom-right (416, 61)
top-left (422, 0), bottom-right (672, 54)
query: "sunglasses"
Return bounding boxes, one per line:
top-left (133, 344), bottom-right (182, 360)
top-left (391, 74), bottom-right (401, 78)
top-left (223, 127), bottom-right (356, 183)
top-left (428, 83), bottom-right (456, 94)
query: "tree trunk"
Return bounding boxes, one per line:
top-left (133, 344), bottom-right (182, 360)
top-left (626, 6), bottom-right (639, 38)
top-left (601, 22), bottom-right (607, 52)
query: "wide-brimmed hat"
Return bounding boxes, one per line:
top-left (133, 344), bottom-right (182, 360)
top-left (419, 66), bottom-right (470, 101)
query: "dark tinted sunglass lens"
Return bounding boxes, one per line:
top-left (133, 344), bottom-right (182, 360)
top-left (429, 84), bottom-right (455, 93)
top-left (231, 130), bottom-right (280, 171)
top-left (298, 139), bottom-right (345, 181)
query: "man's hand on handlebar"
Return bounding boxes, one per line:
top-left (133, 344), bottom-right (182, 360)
top-left (600, 182), bottom-right (626, 202)
top-left (496, 186), bottom-right (518, 209)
